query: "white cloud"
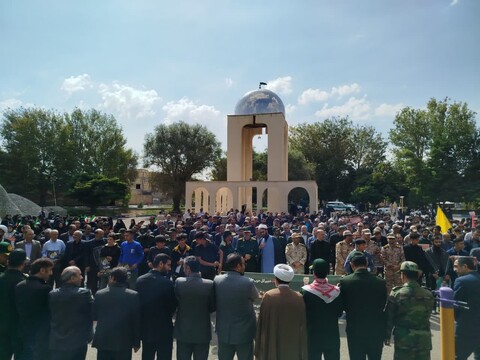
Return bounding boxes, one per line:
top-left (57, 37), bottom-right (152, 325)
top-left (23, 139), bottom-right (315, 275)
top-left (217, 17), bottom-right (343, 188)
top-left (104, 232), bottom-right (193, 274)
top-left (0, 98), bottom-right (23, 111)
top-left (331, 83), bottom-right (361, 98)
top-left (98, 82), bottom-right (162, 119)
top-left (374, 103), bottom-right (404, 117)
top-left (298, 88), bottom-right (330, 104)
top-left (265, 76), bottom-right (293, 95)
top-left (162, 97), bottom-right (222, 125)
top-left (225, 78), bottom-right (234, 88)
top-left (298, 82), bottom-right (361, 105)
top-left (61, 74), bottom-right (92, 94)
top-left (285, 104), bottom-right (296, 114)
top-left (315, 96), bottom-right (371, 120)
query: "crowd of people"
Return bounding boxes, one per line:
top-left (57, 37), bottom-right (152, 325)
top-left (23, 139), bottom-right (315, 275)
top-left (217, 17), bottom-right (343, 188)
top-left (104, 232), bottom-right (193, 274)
top-left (0, 207), bottom-right (479, 360)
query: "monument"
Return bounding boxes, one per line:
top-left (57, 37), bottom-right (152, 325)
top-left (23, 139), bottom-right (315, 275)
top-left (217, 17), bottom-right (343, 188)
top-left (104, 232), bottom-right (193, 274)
top-left (185, 85), bottom-right (318, 214)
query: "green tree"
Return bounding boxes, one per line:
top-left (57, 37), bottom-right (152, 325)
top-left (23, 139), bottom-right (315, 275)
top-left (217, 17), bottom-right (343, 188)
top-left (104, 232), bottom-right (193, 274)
top-left (210, 154), bottom-right (227, 181)
top-left (69, 174), bottom-right (129, 212)
top-left (0, 107), bottom-right (137, 205)
top-left (143, 121), bottom-right (221, 213)
top-left (65, 108), bottom-right (138, 183)
top-left (389, 98), bottom-right (479, 206)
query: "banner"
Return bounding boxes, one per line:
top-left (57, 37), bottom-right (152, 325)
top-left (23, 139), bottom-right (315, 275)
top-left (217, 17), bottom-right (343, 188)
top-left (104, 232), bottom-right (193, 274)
top-left (470, 211), bottom-right (476, 228)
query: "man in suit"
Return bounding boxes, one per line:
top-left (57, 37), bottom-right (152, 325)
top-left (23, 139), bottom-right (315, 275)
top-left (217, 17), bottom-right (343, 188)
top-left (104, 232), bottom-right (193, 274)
top-left (59, 224), bottom-right (77, 243)
top-left (92, 267), bottom-right (141, 360)
top-left (0, 249), bottom-right (27, 360)
top-left (49, 266), bottom-right (93, 360)
top-left (85, 228), bottom-right (106, 295)
top-left (63, 230), bottom-right (87, 284)
top-left (214, 253), bottom-right (259, 360)
top-left (174, 256), bottom-right (215, 360)
top-left (453, 256), bottom-right (480, 360)
top-left (136, 253), bottom-right (177, 360)
top-left (339, 251), bottom-right (387, 360)
top-left (16, 258), bottom-right (54, 360)
top-left (16, 228), bottom-right (42, 273)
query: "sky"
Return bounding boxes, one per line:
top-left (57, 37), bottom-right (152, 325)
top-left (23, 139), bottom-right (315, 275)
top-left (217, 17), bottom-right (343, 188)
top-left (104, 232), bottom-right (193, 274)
top-left (1, 0), bottom-right (479, 162)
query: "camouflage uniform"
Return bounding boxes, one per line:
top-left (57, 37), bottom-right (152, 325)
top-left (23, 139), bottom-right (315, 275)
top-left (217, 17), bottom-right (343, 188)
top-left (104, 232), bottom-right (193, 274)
top-left (285, 242), bottom-right (307, 274)
top-left (385, 263), bottom-right (434, 360)
top-left (381, 243), bottom-right (405, 294)
top-left (366, 239), bottom-right (383, 275)
top-left (335, 240), bottom-right (354, 275)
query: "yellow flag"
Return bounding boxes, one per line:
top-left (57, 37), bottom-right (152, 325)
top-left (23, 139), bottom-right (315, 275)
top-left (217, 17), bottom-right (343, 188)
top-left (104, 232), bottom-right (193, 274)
top-left (436, 206), bottom-right (452, 233)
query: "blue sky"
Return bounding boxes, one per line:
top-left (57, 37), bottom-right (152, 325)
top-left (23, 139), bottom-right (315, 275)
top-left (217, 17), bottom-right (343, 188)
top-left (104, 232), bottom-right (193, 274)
top-left (1, 0), bottom-right (479, 159)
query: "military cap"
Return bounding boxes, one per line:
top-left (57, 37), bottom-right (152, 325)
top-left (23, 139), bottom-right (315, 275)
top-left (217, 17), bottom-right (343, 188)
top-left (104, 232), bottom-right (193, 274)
top-left (291, 232), bottom-right (302, 239)
top-left (349, 251), bottom-right (366, 260)
top-left (309, 258), bottom-right (329, 278)
top-left (0, 242), bottom-right (13, 255)
top-left (386, 233), bottom-right (396, 239)
top-left (343, 230), bottom-right (353, 236)
top-left (9, 249), bottom-right (27, 265)
top-left (399, 261), bottom-right (419, 273)
top-left (242, 227), bottom-right (252, 232)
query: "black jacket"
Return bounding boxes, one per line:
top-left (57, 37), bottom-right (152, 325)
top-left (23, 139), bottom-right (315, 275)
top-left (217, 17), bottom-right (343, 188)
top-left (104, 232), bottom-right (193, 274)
top-left (136, 270), bottom-right (177, 342)
top-left (92, 284), bottom-right (141, 350)
top-left (15, 276), bottom-right (52, 339)
top-left (49, 284), bottom-right (93, 350)
top-left (0, 269), bottom-right (27, 334)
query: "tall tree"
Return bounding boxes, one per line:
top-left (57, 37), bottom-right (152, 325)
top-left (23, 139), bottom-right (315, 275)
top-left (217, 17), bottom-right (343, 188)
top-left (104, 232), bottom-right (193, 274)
top-left (143, 121), bottom-right (221, 213)
top-left (0, 107), bottom-right (137, 205)
top-left (389, 98), bottom-right (479, 207)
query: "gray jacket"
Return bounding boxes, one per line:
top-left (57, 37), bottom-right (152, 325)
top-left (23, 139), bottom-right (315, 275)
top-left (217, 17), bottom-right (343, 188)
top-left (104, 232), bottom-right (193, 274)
top-left (174, 273), bottom-right (215, 343)
top-left (214, 271), bottom-right (259, 344)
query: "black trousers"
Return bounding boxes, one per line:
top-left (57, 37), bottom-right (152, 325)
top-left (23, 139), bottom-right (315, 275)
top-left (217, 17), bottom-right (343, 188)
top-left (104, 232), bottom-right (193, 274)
top-left (86, 269), bottom-right (99, 295)
top-left (456, 334), bottom-right (480, 360)
top-left (346, 335), bottom-right (383, 360)
top-left (176, 341), bottom-right (209, 360)
top-left (142, 338), bottom-right (173, 360)
top-left (308, 341), bottom-right (340, 360)
top-left (50, 345), bottom-right (87, 360)
top-left (217, 341), bottom-right (253, 360)
top-left (0, 332), bottom-right (22, 360)
top-left (97, 349), bottom-right (132, 360)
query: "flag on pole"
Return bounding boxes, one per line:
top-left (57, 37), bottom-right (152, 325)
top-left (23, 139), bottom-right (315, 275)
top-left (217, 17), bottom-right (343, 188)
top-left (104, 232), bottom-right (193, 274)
top-left (469, 211), bottom-right (476, 229)
top-left (436, 206), bottom-right (452, 233)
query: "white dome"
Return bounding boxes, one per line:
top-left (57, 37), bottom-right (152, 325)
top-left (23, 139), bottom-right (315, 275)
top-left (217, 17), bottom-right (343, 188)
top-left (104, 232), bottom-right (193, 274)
top-left (234, 89), bottom-right (285, 115)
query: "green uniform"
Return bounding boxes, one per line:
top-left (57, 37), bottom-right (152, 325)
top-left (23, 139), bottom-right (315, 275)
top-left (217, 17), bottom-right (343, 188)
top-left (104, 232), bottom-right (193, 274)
top-left (236, 238), bottom-right (259, 272)
top-left (385, 280), bottom-right (434, 360)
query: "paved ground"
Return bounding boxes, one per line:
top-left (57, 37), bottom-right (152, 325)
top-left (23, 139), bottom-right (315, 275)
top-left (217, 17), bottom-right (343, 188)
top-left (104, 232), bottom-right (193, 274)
top-left (86, 312), bottom-right (473, 359)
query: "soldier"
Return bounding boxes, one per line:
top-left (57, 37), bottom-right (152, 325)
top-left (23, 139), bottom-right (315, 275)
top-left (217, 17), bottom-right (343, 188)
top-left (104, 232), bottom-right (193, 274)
top-left (285, 232), bottom-right (307, 274)
top-left (0, 242), bottom-right (13, 274)
top-left (335, 230), bottom-right (354, 275)
top-left (385, 261), bottom-right (434, 360)
top-left (363, 229), bottom-right (383, 276)
top-left (236, 228), bottom-right (259, 273)
top-left (381, 233), bottom-right (405, 294)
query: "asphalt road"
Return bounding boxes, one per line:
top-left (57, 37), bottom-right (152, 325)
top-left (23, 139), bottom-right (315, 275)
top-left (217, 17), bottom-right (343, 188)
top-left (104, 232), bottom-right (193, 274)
top-left (86, 312), bottom-right (473, 359)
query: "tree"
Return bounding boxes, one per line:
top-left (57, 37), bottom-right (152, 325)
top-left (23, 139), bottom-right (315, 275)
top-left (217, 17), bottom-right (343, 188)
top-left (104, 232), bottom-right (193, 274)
top-left (389, 98), bottom-right (479, 207)
top-left (143, 121), bottom-right (221, 213)
top-left (65, 109), bottom-right (138, 183)
top-left (0, 107), bottom-right (137, 205)
top-left (69, 174), bottom-right (129, 212)
top-left (210, 154), bottom-right (227, 181)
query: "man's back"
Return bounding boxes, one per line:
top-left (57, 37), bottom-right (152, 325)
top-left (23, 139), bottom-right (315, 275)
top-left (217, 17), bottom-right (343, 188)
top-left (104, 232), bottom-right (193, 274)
top-left (49, 284), bottom-right (93, 350)
top-left (174, 274), bottom-right (215, 343)
top-left (340, 269), bottom-right (387, 337)
top-left (92, 285), bottom-right (141, 351)
top-left (136, 270), bottom-right (177, 342)
top-left (454, 271), bottom-right (480, 336)
top-left (214, 271), bottom-right (258, 344)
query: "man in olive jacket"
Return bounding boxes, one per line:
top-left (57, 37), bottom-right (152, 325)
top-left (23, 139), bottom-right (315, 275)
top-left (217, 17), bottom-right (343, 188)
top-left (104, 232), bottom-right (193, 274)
top-left (339, 251), bottom-right (387, 360)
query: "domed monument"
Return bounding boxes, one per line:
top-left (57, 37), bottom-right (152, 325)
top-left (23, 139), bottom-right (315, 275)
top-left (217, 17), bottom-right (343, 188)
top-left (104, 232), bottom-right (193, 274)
top-left (186, 83), bottom-right (317, 214)
top-left (234, 88), bottom-right (285, 116)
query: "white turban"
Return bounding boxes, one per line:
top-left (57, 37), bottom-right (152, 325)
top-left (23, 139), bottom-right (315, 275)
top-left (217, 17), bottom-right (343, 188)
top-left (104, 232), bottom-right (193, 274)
top-left (273, 264), bottom-right (294, 282)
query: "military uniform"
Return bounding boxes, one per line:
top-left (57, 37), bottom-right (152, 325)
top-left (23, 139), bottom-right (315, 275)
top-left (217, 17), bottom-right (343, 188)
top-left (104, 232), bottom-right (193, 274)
top-left (285, 240), bottom-right (307, 274)
top-left (335, 240), bottom-right (354, 275)
top-left (385, 262), bottom-right (434, 360)
top-left (236, 237), bottom-right (259, 272)
top-left (381, 243), bottom-right (405, 294)
top-left (366, 239), bottom-right (383, 275)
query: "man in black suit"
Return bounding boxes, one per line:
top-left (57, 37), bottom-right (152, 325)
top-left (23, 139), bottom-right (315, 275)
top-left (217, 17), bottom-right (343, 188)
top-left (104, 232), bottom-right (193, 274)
top-left (85, 228), bottom-right (106, 295)
top-left (49, 266), bottom-right (93, 360)
top-left (136, 253), bottom-right (177, 360)
top-left (16, 258), bottom-right (54, 360)
top-left (64, 230), bottom-right (87, 284)
top-left (453, 256), bottom-right (480, 360)
top-left (174, 256), bottom-right (215, 360)
top-left (339, 251), bottom-right (387, 360)
top-left (92, 267), bottom-right (141, 360)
